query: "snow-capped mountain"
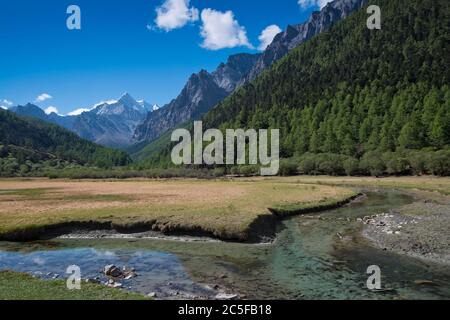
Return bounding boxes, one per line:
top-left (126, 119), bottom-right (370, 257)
top-left (93, 93), bottom-right (148, 117)
top-left (137, 100), bottom-right (160, 112)
top-left (9, 93), bottom-right (158, 148)
top-left (70, 93), bottom-right (156, 147)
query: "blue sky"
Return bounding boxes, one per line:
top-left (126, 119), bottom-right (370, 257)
top-left (0, 0), bottom-right (325, 115)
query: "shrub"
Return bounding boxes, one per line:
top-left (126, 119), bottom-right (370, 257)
top-left (316, 154), bottom-right (345, 176)
top-left (383, 152), bottom-right (411, 175)
top-left (427, 150), bottom-right (450, 176)
top-left (343, 157), bottom-right (360, 176)
top-left (298, 154), bottom-right (316, 174)
top-left (408, 150), bottom-right (429, 175)
top-left (279, 159), bottom-right (298, 176)
top-left (359, 151), bottom-right (386, 176)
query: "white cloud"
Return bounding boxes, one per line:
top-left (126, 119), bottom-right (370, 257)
top-left (0, 106), bottom-right (7, 110)
top-left (44, 106), bottom-right (59, 115)
top-left (298, 0), bottom-right (331, 9)
top-left (154, 0), bottom-right (199, 31)
top-left (1, 99), bottom-right (13, 107)
top-left (35, 93), bottom-right (53, 103)
top-left (258, 25), bottom-right (282, 51)
top-left (68, 108), bottom-right (90, 116)
top-left (200, 9), bottom-right (253, 50)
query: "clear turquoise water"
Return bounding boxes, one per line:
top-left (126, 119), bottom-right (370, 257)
top-left (0, 191), bottom-right (449, 299)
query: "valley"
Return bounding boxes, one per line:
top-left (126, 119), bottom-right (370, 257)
top-left (0, 0), bottom-right (449, 303)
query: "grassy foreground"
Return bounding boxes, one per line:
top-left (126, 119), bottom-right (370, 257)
top-left (0, 271), bottom-right (147, 300)
top-left (0, 178), bottom-right (357, 241)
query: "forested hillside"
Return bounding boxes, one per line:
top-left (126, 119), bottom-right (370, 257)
top-left (0, 110), bottom-right (130, 176)
top-left (204, 0), bottom-right (448, 150)
top-left (139, 0), bottom-right (449, 176)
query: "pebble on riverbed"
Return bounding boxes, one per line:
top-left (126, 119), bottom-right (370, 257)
top-left (414, 280), bottom-right (437, 286)
top-left (357, 212), bottom-right (414, 236)
top-left (85, 277), bottom-right (101, 284)
top-left (215, 293), bottom-right (239, 300)
top-left (361, 201), bottom-right (450, 266)
top-left (105, 278), bottom-right (123, 288)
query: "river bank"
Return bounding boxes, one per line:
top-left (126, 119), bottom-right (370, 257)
top-left (362, 197), bottom-right (450, 266)
top-left (0, 270), bottom-right (148, 300)
top-left (273, 176), bottom-right (449, 266)
top-left (1, 177), bottom-right (449, 300)
top-left (1, 190), bottom-right (449, 300)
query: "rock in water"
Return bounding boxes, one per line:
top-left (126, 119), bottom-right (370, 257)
top-left (104, 265), bottom-right (123, 278)
top-left (215, 293), bottom-right (239, 300)
top-left (414, 280), bottom-right (436, 286)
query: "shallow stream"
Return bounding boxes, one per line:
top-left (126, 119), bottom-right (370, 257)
top-left (1, 191), bottom-right (449, 299)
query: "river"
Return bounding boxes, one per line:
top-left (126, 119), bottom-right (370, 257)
top-left (0, 191), bottom-right (449, 299)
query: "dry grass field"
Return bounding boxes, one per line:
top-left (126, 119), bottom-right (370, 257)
top-left (0, 178), bottom-right (357, 240)
top-left (2, 176), bottom-right (446, 241)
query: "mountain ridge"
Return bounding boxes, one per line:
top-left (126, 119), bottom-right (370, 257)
top-left (9, 93), bottom-right (156, 148)
top-left (132, 0), bottom-right (367, 145)
top-left (132, 53), bottom-right (260, 143)
top-left (242, 0), bottom-right (367, 83)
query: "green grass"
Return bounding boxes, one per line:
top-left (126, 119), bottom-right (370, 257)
top-left (0, 188), bottom-right (131, 202)
top-left (0, 188), bottom-right (51, 198)
top-left (269, 192), bottom-right (359, 216)
top-left (60, 194), bottom-right (132, 202)
top-left (0, 271), bottom-right (148, 300)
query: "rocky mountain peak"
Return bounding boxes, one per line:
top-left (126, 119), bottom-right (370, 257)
top-left (93, 93), bottom-right (150, 117)
top-left (137, 100), bottom-right (158, 113)
top-left (244, 0), bottom-right (367, 82)
top-left (118, 92), bottom-right (137, 105)
top-left (213, 53), bottom-right (261, 93)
